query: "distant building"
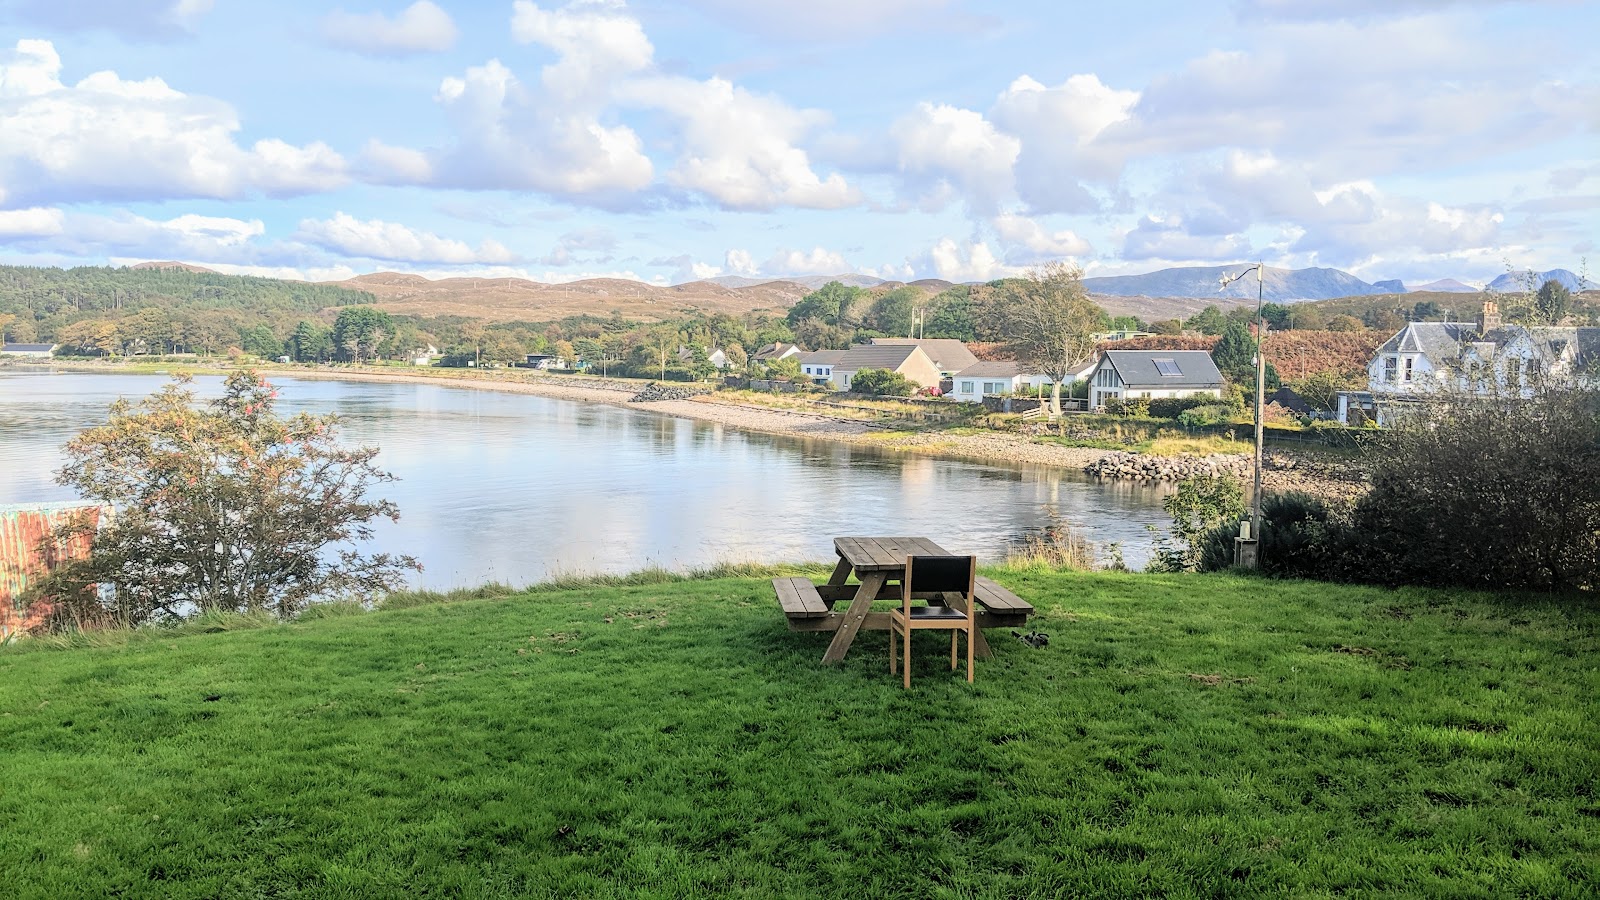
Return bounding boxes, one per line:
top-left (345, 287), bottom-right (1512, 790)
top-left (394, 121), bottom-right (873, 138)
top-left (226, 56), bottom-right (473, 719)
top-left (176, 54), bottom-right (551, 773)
top-left (1336, 302), bottom-right (1600, 426)
top-left (799, 349), bottom-right (847, 383)
top-left (949, 361), bottom-right (1026, 404)
top-left (751, 341), bottom-right (803, 363)
top-left (0, 343), bottom-right (56, 358)
top-left (677, 346), bottom-right (729, 369)
top-left (522, 354), bottom-right (568, 369)
top-left (1092, 330), bottom-right (1154, 343)
top-left (411, 344), bottom-right (442, 366)
top-left (830, 344), bottom-right (942, 392)
top-left (1088, 350), bottom-right (1225, 409)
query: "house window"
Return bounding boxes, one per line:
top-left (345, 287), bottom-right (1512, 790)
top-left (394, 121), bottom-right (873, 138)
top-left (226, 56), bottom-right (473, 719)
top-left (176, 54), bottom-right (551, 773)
top-left (1403, 357), bottom-right (1414, 382)
top-left (1153, 358), bottom-right (1183, 376)
top-left (1508, 359), bottom-right (1522, 386)
top-left (1528, 359), bottom-right (1542, 380)
top-left (960, 381), bottom-right (975, 393)
top-left (984, 381), bottom-right (1004, 394)
top-left (1384, 357), bottom-right (1398, 383)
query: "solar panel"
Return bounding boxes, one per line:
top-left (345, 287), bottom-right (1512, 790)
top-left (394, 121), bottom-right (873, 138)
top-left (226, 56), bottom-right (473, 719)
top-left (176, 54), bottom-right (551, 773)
top-left (1153, 358), bottom-right (1183, 377)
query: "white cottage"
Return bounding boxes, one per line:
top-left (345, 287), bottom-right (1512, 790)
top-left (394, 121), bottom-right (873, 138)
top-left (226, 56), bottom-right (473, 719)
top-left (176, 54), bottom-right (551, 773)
top-left (1087, 350), bottom-right (1225, 409)
top-left (798, 349), bottom-right (846, 383)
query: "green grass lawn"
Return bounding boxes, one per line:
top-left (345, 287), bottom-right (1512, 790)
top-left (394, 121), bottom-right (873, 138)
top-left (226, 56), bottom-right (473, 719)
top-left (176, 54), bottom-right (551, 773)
top-left (2, 571), bottom-right (1596, 898)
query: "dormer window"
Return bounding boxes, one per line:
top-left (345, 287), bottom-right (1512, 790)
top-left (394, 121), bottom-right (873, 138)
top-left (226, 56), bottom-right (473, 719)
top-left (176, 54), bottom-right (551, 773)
top-left (1403, 357), bottom-right (1414, 382)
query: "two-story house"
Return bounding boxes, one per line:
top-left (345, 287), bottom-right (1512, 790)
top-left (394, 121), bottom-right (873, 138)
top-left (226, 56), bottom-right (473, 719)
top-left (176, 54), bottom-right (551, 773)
top-left (1087, 350), bottom-right (1225, 409)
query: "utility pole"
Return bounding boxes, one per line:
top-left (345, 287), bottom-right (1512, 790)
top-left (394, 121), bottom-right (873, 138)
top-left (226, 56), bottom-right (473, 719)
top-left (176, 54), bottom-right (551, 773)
top-left (1219, 262), bottom-right (1268, 568)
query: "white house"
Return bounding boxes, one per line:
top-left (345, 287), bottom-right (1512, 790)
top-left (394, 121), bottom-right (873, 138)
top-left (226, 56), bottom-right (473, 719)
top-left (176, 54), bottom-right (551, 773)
top-left (1337, 302), bottom-right (1600, 425)
top-left (1088, 350), bottom-right (1225, 409)
top-left (799, 349), bottom-right (846, 383)
top-left (523, 353), bottom-right (568, 369)
top-left (0, 342), bottom-right (56, 358)
top-left (950, 361), bottom-right (1026, 403)
top-left (411, 344), bottom-right (442, 366)
top-left (677, 345), bottom-right (729, 369)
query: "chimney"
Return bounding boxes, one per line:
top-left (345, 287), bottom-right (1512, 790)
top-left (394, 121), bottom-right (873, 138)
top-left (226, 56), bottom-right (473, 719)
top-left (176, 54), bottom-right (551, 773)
top-left (1478, 301), bottom-right (1501, 335)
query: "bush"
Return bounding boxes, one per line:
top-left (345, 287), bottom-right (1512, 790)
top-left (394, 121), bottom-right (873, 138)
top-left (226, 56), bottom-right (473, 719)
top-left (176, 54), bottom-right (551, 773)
top-left (1147, 396), bottom-right (1211, 419)
top-left (1196, 492), bottom-right (1349, 578)
top-left (1347, 387), bottom-right (1600, 592)
top-left (1103, 396), bottom-right (1150, 417)
top-left (1177, 404), bottom-right (1237, 428)
top-left (850, 368), bottom-right (917, 397)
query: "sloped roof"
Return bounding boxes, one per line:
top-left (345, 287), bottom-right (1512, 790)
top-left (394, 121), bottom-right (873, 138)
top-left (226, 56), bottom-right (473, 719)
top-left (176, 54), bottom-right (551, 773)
top-left (752, 341), bottom-right (802, 360)
top-left (833, 344), bottom-right (925, 373)
top-left (1, 343), bottom-right (55, 352)
top-left (1103, 349), bottom-right (1224, 388)
top-left (955, 361), bottom-right (1023, 378)
top-left (868, 338), bottom-right (978, 372)
top-left (799, 349), bottom-right (847, 366)
top-left (1377, 322), bottom-right (1475, 360)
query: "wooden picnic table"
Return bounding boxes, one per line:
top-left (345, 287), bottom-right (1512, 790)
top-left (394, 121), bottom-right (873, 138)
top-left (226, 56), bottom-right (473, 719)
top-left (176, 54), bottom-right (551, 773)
top-left (772, 536), bottom-right (1034, 664)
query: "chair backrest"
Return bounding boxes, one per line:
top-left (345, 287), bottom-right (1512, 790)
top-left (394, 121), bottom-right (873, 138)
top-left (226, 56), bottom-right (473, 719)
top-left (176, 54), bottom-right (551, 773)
top-left (903, 555), bottom-right (977, 620)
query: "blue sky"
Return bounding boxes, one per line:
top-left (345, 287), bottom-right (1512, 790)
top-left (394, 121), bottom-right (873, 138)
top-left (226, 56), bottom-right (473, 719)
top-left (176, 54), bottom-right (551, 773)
top-left (0, 0), bottom-right (1594, 287)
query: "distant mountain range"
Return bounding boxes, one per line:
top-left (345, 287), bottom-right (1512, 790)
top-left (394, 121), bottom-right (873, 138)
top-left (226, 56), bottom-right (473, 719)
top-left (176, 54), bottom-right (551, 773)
top-left (1485, 269), bottom-right (1590, 293)
top-left (1082, 265), bottom-right (1393, 302)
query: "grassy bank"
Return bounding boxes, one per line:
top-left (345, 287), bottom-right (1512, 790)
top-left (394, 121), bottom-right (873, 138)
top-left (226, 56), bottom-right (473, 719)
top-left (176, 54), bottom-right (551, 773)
top-left (2, 571), bottom-right (1596, 897)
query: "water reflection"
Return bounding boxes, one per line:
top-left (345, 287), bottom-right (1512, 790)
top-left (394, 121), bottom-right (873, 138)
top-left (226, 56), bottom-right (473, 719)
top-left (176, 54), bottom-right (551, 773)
top-left (0, 370), bottom-right (1176, 587)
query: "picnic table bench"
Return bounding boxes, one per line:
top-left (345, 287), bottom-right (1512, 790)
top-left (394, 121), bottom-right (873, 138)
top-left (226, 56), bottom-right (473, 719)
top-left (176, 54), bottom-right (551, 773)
top-left (774, 536), bottom-right (1034, 664)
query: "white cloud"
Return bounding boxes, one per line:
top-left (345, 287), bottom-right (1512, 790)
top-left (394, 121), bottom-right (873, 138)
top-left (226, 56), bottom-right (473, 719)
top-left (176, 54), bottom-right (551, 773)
top-left (0, 39), bottom-right (346, 205)
top-left (371, 1), bottom-right (855, 211)
top-left (322, 2), bottom-right (459, 56)
top-left (724, 248), bottom-right (758, 276)
top-left (185, 261), bottom-right (363, 282)
top-left (923, 238), bottom-right (1016, 282)
top-left (764, 246), bottom-right (851, 275)
top-left (890, 102), bottom-right (1018, 214)
top-left (992, 212), bottom-right (1092, 262)
top-left (294, 212), bottom-right (517, 265)
top-left (0, 206), bottom-right (64, 239)
top-left (624, 76), bottom-right (858, 210)
top-left (990, 74), bottom-right (1137, 213)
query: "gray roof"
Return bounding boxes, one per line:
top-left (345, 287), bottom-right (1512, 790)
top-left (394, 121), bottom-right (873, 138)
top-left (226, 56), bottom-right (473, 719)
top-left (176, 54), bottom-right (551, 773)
top-left (800, 349), bottom-right (847, 366)
top-left (955, 361), bottom-right (1023, 378)
top-left (1377, 322), bottom-right (1476, 361)
top-left (833, 344), bottom-right (924, 373)
top-left (869, 338), bottom-right (978, 373)
top-left (2, 343), bottom-right (55, 352)
top-left (1103, 349), bottom-right (1224, 388)
top-left (752, 341), bottom-right (802, 361)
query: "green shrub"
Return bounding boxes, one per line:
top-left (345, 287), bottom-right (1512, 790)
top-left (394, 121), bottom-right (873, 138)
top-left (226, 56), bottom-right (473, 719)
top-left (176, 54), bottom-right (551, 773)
top-left (1103, 396), bottom-right (1150, 417)
top-left (850, 368), bottom-right (917, 397)
top-left (1177, 404), bottom-right (1237, 428)
top-left (1196, 492), bottom-right (1349, 578)
top-left (1147, 396), bottom-right (1211, 419)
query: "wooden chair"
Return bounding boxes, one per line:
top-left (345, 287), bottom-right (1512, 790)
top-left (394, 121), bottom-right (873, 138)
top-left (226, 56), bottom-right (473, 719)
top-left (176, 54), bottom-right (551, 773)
top-left (889, 555), bottom-right (977, 688)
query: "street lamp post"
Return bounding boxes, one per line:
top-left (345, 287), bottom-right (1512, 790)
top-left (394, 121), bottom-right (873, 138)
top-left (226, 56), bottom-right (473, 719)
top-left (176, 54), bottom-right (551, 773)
top-left (1219, 262), bottom-right (1267, 566)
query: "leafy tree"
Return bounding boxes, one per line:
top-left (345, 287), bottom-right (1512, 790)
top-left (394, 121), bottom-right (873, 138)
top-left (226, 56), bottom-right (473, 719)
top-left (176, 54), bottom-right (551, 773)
top-left (923, 286), bottom-right (977, 340)
top-left (1287, 304), bottom-right (1327, 330)
top-left (1212, 321), bottom-right (1281, 391)
top-left (865, 287), bottom-right (918, 336)
top-left (1107, 314), bottom-right (1148, 333)
top-left (985, 262), bottom-right (1103, 416)
top-left (240, 324), bottom-right (283, 359)
top-left (1536, 279), bottom-right (1572, 324)
top-left (333, 306), bottom-right (393, 364)
top-left (1148, 318), bottom-right (1183, 335)
top-left (1362, 307), bottom-right (1405, 332)
top-left (1259, 303), bottom-right (1291, 330)
top-left (764, 356), bottom-right (806, 383)
top-left (288, 320), bottom-right (334, 363)
top-left (1326, 314), bottom-right (1363, 332)
top-left (1185, 305), bottom-right (1227, 335)
top-left (849, 368), bottom-right (917, 396)
top-left (30, 372), bottom-right (418, 625)
top-left (786, 281), bottom-right (866, 326)
top-left (1150, 475), bottom-right (1246, 572)
top-left (57, 319), bottom-right (120, 356)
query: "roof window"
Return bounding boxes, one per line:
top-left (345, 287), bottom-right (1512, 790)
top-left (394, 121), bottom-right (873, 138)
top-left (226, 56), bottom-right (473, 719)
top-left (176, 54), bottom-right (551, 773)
top-left (1153, 358), bottom-right (1183, 377)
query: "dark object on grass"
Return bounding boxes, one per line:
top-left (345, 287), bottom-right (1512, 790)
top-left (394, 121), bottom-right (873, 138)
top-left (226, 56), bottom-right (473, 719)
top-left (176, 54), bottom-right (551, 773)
top-left (1013, 630), bottom-right (1049, 648)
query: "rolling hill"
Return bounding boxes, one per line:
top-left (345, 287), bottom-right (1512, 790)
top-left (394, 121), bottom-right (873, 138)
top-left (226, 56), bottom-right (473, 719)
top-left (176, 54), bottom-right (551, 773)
top-left (1082, 264), bottom-right (1388, 302)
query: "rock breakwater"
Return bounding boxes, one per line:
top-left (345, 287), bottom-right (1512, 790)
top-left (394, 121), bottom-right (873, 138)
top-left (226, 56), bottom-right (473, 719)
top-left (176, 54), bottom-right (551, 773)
top-left (1085, 452), bottom-right (1249, 481)
top-left (630, 384), bottom-right (711, 402)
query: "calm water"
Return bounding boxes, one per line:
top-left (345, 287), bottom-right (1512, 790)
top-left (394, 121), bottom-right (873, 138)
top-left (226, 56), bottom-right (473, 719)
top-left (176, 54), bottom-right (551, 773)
top-left (0, 370), bottom-right (1174, 587)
